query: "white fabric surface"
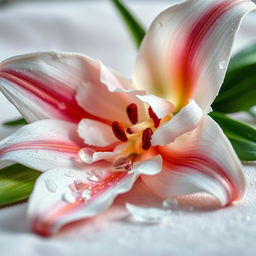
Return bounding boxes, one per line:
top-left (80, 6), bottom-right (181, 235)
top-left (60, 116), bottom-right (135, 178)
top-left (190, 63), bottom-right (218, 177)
top-left (0, 1), bottom-right (256, 255)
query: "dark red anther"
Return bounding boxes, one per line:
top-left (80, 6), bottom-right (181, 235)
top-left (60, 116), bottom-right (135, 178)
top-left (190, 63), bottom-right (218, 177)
top-left (126, 103), bottom-right (138, 125)
top-left (142, 128), bottom-right (153, 150)
top-left (126, 128), bottom-right (133, 134)
top-left (148, 107), bottom-right (161, 128)
top-left (111, 121), bottom-right (128, 142)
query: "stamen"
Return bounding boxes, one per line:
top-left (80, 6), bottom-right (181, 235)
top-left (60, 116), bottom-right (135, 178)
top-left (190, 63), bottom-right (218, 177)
top-left (112, 121), bottom-right (128, 142)
top-left (126, 103), bottom-right (138, 124)
top-left (142, 128), bottom-right (153, 150)
top-left (148, 107), bottom-right (161, 128)
top-left (126, 128), bottom-right (133, 134)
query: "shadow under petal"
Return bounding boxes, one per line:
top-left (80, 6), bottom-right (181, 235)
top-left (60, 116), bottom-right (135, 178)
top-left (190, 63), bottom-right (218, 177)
top-left (0, 203), bottom-right (30, 233)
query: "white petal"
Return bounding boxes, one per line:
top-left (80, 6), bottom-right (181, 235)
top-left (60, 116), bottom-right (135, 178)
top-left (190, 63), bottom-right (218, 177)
top-left (76, 61), bottom-right (147, 126)
top-left (142, 115), bottom-right (245, 206)
top-left (129, 155), bottom-right (163, 176)
top-left (152, 99), bottom-right (203, 146)
top-left (0, 52), bottom-right (100, 123)
top-left (136, 94), bottom-right (175, 119)
top-left (0, 119), bottom-right (83, 171)
top-left (132, 0), bottom-right (256, 111)
top-left (77, 119), bottom-right (117, 147)
top-left (28, 163), bottom-right (139, 236)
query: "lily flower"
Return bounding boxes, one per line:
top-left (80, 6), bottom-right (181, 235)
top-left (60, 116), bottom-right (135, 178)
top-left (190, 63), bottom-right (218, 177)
top-left (0, 0), bottom-right (255, 236)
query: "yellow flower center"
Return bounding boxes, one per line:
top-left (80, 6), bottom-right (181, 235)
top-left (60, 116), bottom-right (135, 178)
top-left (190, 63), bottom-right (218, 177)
top-left (111, 103), bottom-right (172, 161)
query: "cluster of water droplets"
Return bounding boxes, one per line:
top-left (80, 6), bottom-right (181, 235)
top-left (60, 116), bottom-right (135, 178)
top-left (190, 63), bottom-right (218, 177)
top-left (44, 168), bottom-right (108, 204)
top-left (112, 157), bottom-right (133, 172)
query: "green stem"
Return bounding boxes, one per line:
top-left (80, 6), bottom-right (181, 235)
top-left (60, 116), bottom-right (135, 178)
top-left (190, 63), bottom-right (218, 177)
top-left (111, 0), bottom-right (145, 48)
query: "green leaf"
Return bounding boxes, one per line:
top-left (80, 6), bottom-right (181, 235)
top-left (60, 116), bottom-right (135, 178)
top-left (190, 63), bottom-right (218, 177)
top-left (212, 42), bottom-right (256, 113)
top-left (209, 111), bottom-right (256, 161)
top-left (3, 118), bottom-right (27, 126)
top-left (0, 164), bottom-right (40, 207)
top-left (111, 0), bottom-right (145, 48)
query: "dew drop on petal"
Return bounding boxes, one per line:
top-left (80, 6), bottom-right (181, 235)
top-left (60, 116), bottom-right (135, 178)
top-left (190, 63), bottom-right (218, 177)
top-left (78, 148), bottom-right (95, 163)
top-left (81, 190), bottom-right (91, 200)
top-left (88, 175), bottom-right (101, 183)
top-left (62, 192), bottom-right (76, 204)
top-left (64, 171), bottom-right (75, 178)
top-left (73, 180), bottom-right (86, 192)
top-left (112, 157), bottom-right (133, 172)
top-left (162, 198), bottom-right (179, 209)
top-left (45, 179), bottom-right (57, 193)
top-left (126, 203), bottom-right (171, 223)
top-left (245, 215), bottom-right (251, 222)
top-left (88, 168), bottom-right (103, 177)
top-left (158, 21), bottom-right (163, 28)
top-left (219, 60), bottom-right (226, 70)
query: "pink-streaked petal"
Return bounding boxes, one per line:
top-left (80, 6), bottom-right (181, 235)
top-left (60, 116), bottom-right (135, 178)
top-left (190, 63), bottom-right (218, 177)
top-left (76, 61), bottom-right (147, 126)
top-left (28, 164), bottom-right (139, 236)
top-left (77, 119), bottom-right (118, 147)
top-left (142, 116), bottom-right (245, 206)
top-left (136, 94), bottom-right (175, 119)
top-left (132, 0), bottom-right (256, 111)
top-left (151, 99), bottom-right (203, 146)
top-left (0, 52), bottom-right (103, 123)
top-left (129, 155), bottom-right (163, 176)
top-left (0, 119), bottom-right (84, 171)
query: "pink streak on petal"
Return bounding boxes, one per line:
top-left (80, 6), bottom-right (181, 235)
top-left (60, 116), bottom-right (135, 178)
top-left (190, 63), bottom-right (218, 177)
top-left (176, 0), bottom-right (244, 106)
top-left (159, 147), bottom-right (238, 204)
top-left (0, 69), bottom-right (109, 124)
top-left (0, 141), bottom-right (80, 155)
top-left (31, 171), bottom-right (130, 236)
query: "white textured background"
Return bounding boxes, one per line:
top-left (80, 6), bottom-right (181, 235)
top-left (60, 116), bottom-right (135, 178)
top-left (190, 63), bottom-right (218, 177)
top-left (0, 1), bottom-right (256, 255)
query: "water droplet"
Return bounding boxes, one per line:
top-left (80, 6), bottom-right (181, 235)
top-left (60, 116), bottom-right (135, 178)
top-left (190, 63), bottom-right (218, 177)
top-left (112, 157), bottom-right (133, 172)
top-left (64, 171), bottom-right (74, 178)
top-left (245, 215), bottom-right (251, 222)
top-left (81, 190), bottom-right (91, 200)
top-left (126, 203), bottom-right (171, 223)
top-left (45, 179), bottom-right (57, 192)
top-left (158, 21), bottom-right (163, 28)
top-left (57, 102), bottom-right (66, 110)
top-left (219, 60), bottom-right (226, 70)
top-left (72, 180), bottom-right (87, 192)
top-left (162, 198), bottom-right (178, 209)
top-left (88, 175), bottom-right (101, 183)
top-left (78, 148), bottom-right (95, 163)
top-left (62, 192), bottom-right (76, 203)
